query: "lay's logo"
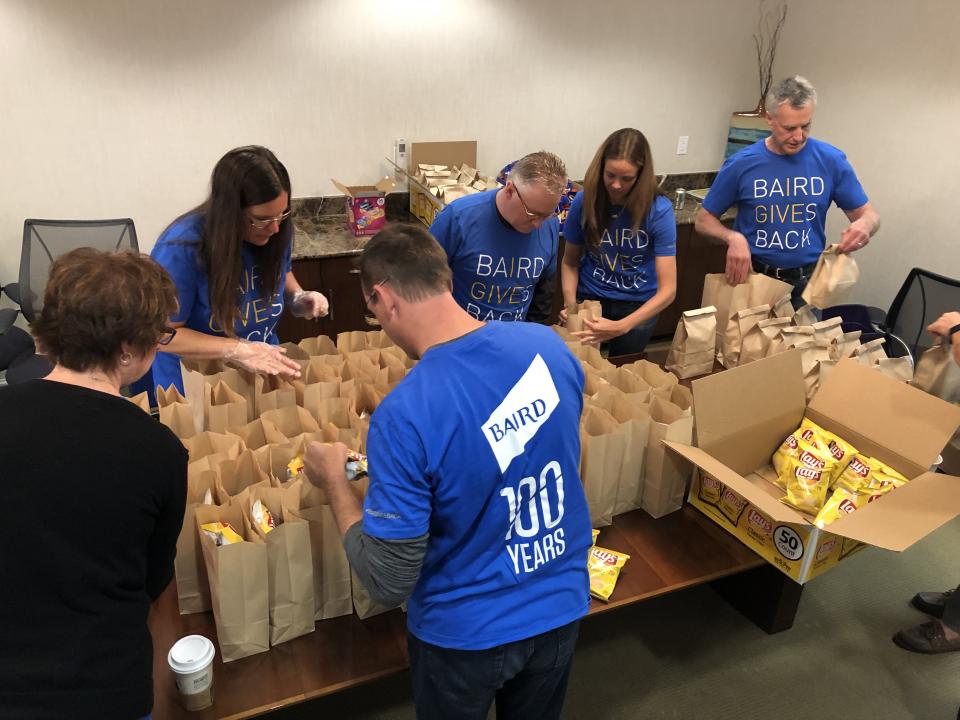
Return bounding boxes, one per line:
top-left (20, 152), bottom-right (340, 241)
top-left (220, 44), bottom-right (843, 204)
top-left (796, 466), bottom-right (822, 480)
top-left (591, 548), bottom-right (619, 566)
top-left (828, 440), bottom-right (844, 461)
top-left (747, 509), bottom-right (772, 534)
top-left (848, 457), bottom-right (871, 477)
top-left (839, 499), bottom-right (858, 514)
top-left (784, 435), bottom-right (799, 450)
top-left (702, 476), bottom-right (721, 491)
top-left (799, 450), bottom-right (825, 469)
top-left (816, 537), bottom-right (837, 560)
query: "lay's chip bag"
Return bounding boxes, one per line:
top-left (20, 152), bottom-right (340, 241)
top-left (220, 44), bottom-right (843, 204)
top-left (772, 423), bottom-right (827, 485)
top-left (835, 454), bottom-right (875, 494)
top-left (588, 545), bottom-right (630, 602)
top-left (800, 417), bottom-right (859, 486)
top-left (866, 458), bottom-right (908, 493)
top-left (814, 487), bottom-right (869, 527)
top-left (781, 456), bottom-right (831, 514)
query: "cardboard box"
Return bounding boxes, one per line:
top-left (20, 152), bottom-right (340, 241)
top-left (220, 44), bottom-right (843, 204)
top-left (331, 177), bottom-right (395, 236)
top-left (667, 351), bottom-right (960, 584)
top-left (407, 141), bottom-right (478, 227)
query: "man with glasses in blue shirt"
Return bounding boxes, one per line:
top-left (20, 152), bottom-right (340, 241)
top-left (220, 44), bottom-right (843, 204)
top-left (430, 151), bottom-right (567, 323)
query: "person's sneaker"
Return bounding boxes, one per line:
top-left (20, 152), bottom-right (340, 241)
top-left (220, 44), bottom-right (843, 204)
top-left (892, 620), bottom-right (960, 654)
top-left (911, 589), bottom-right (954, 618)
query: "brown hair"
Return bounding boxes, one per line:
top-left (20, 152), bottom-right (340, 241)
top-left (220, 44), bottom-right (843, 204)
top-left (359, 223), bottom-right (452, 303)
top-left (32, 248), bottom-right (178, 372)
top-left (171, 145), bottom-right (291, 336)
top-left (581, 128), bottom-right (661, 255)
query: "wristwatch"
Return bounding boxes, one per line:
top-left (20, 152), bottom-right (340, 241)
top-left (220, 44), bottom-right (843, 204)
top-left (949, 323), bottom-right (960, 341)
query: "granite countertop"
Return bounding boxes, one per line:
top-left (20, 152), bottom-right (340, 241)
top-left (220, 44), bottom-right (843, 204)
top-left (291, 171), bottom-right (736, 260)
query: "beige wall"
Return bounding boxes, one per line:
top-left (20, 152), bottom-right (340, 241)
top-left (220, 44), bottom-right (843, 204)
top-left (1, 0), bottom-right (957, 313)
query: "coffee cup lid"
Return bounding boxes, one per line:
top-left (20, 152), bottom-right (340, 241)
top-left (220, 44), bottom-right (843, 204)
top-left (168, 635), bottom-right (215, 673)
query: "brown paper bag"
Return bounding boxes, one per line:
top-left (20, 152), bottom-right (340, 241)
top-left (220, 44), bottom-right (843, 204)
top-left (876, 357), bottom-right (914, 383)
top-left (757, 317), bottom-right (793, 358)
top-left (621, 359), bottom-right (678, 393)
top-left (175, 467), bottom-right (217, 614)
top-left (158, 401), bottom-right (197, 439)
top-left (600, 392), bottom-right (652, 515)
top-left (551, 324), bottom-right (575, 342)
top-left (299, 335), bottom-right (339, 357)
top-left (854, 337), bottom-right (886, 366)
top-left (801, 244), bottom-right (860, 309)
top-left (811, 316), bottom-right (844, 344)
top-left (195, 503), bottom-right (269, 662)
top-left (567, 343), bottom-right (616, 373)
top-left (781, 326), bottom-right (815, 349)
top-left (260, 406), bottom-right (321, 440)
top-left (225, 417), bottom-right (283, 450)
top-left (701, 272), bottom-right (793, 359)
top-left (579, 405), bottom-right (625, 527)
top-left (721, 304), bottom-right (771, 368)
top-left (800, 340), bottom-right (833, 400)
top-left (183, 430), bottom-right (245, 465)
top-left (240, 485), bottom-right (315, 645)
top-left (291, 480), bottom-right (354, 620)
top-left (156, 384), bottom-right (187, 408)
top-left (792, 304), bottom-right (819, 326)
top-left (670, 384), bottom-right (693, 412)
top-left (830, 330), bottom-right (862, 360)
top-left (205, 381), bottom-right (248, 434)
top-left (641, 396), bottom-right (693, 518)
top-left (770, 293), bottom-right (794, 319)
top-left (255, 375), bottom-right (298, 416)
top-left (665, 306), bottom-right (717, 379)
top-left (215, 449), bottom-right (271, 503)
top-left (912, 341), bottom-right (960, 402)
top-left (127, 391), bottom-right (152, 414)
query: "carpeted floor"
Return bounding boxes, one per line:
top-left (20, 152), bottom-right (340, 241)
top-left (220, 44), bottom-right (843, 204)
top-left (267, 516), bottom-right (960, 720)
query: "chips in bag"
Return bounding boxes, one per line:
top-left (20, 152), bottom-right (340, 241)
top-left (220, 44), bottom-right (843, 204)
top-left (199, 521), bottom-right (244, 546)
top-left (287, 454), bottom-right (305, 480)
top-left (781, 456), bottom-right (831, 514)
top-left (251, 499), bottom-right (276, 535)
top-left (588, 545), bottom-right (630, 602)
top-left (345, 450), bottom-right (368, 481)
top-left (772, 423), bottom-right (826, 483)
top-left (866, 458), bottom-right (908, 493)
top-left (800, 417), bottom-right (858, 486)
top-left (835, 454), bottom-right (875, 494)
top-left (591, 529), bottom-right (599, 546)
top-left (814, 487), bottom-right (870, 527)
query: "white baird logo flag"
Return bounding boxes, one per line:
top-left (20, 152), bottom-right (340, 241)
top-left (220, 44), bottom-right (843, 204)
top-left (482, 354), bottom-right (560, 473)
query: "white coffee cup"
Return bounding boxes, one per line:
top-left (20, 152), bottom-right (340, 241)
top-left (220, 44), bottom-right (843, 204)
top-left (167, 635), bottom-right (215, 711)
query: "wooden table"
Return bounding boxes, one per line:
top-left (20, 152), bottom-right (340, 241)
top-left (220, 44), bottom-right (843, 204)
top-left (150, 504), bottom-right (803, 719)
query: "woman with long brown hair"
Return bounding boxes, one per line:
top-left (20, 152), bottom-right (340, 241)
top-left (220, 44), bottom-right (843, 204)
top-left (148, 145), bottom-right (327, 394)
top-left (560, 128), bottom-right (677, 355)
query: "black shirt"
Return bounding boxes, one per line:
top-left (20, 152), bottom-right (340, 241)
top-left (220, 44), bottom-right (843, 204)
top-left (0, 380), bottom-right (187, 720)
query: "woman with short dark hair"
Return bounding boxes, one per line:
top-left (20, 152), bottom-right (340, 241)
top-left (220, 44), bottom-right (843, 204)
top-left (148, 145), bottom-right (328, 395)
top-left (0, 247), bottom-right (187, 719)
top-left (559, 128), bottom-right (677, 355)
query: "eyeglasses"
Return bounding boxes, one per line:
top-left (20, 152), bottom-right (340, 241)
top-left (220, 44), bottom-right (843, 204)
top-left (158, 327), bottom-right (178, 346)
top-left (512, 183), bottom-right (555, 221)
top-left (363, 276), bottom-right (391, 307)
top-left (246, 209), bottom-right (291, 230)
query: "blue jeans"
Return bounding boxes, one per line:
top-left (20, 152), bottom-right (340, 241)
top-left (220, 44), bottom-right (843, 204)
top-left (407, 619), bottom-right (581, 720)
top-left (579, 296), bottom-right (659, 356)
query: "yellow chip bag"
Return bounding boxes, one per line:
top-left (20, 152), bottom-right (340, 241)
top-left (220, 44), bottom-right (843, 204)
top-left (772, 424), bottom-right (826, 483)
top-left (801, 418), bottom-right (858, 486)
top-left (588, 545), bottom-right (630, 602)
top-left (251, 499), bottom-right (276, 535)
top-left (814, 487), bottom-right (870, 528)
top-left (781, 456), bottom-right (831, 514)
top-left (287, 454), bottom-right (305, 480)
top-left (199, 521), bottom-right (244, 546)
top-left (835, 454), bottom-right (875, 494)
top-left (591, 529), bottom-right (599, 546)
top-left (866, 457), bottom-right (908, 493)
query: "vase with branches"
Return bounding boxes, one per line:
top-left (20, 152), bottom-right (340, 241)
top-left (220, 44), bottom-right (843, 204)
top-left (735, 2), bottom-right (788, 117)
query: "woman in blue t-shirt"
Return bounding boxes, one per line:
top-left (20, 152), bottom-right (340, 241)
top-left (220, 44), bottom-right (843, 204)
top-left (560, 128), bottom-right (677, 356)
top-left (146, 146), bottom-right (328, 395)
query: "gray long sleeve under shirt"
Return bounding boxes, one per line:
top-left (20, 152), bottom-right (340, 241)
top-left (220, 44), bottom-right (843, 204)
top-left (343, 521), bottom-right (428, 607)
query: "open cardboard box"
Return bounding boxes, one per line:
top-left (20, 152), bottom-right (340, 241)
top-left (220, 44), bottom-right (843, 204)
top-left (331, 177), bottom-right (395, 237)
top-left (667, 350), bottom-right (960, 583)
top-left (406, 141), bottom-right (478, 227)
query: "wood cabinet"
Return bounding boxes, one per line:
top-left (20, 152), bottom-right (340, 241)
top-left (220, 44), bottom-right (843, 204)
top-left (276, 255), bottom-right (370, 342)
top-left (651, 223), bottom-right (729, 338)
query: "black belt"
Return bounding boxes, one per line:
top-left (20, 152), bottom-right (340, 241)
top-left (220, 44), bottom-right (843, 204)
top-left (751, 259), bottom-right (817, 281)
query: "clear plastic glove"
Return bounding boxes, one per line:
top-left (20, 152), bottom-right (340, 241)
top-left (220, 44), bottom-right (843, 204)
top-left (290, 290), bottom-right (329, 319)
top-left (223, 340), bottom-right (302, 378)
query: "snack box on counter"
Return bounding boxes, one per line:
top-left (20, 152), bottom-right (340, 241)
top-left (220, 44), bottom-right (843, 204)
top-left (666, 350), bottom-right (960, 584)
top-left (332, 177), bottom-right (396, 237)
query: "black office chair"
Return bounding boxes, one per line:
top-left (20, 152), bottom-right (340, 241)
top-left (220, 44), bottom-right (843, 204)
top-left (823, 268), bottom-right (960, 362)
top-left (2, 218), bottom-right (139, 323)
top-left (1, 219), bottom-right (139, 384)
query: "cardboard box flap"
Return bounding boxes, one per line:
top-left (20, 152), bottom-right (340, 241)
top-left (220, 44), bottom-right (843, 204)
top-left (374, 176), bottom-right (396, 193)
top-left (665, 441), bottom-right (800, 523)
top-left (331, 179), bottom-right (387, 198)
top-left (825, 472), bottom-right (960, 551)
top-left (408, 141), bottom-right (477, 174)
top-left (691, 350), bottom-right (806, 475)
top-left (811, 358), bottom-right (960, 469)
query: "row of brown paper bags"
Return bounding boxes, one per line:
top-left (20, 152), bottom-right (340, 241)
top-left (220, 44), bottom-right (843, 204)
top-left (148, 332), bottom-right (415, 436)
top-left (175, 430), bottom-right (397, 663)
top-left (553, 324), bottom-right (695, 523)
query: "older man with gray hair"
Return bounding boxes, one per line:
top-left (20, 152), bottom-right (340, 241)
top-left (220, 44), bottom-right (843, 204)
top-left (430, 151), bottom-right (567, 322)
top-left (696, 75), bottom-right (880, 307)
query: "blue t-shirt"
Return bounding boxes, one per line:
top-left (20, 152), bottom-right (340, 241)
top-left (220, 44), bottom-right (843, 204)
top-left (363, 322), bottom-right (592, 650)
top-left (563, 192), bottom-right (676, 302)
top-left (430, 191), bottom-right (558, 322)
top-left (147, 213), bottom-right (292, 394)
top-left (702, 137), bottom-right (869, 268)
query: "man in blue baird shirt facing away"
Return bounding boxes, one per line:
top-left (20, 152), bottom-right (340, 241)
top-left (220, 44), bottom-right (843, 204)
top-left (429, 151), bottom-right (566, 323)
top-left (303, 223), bottom-right (592, 720)
top-left (696, 75), bottom-right (880, 308)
